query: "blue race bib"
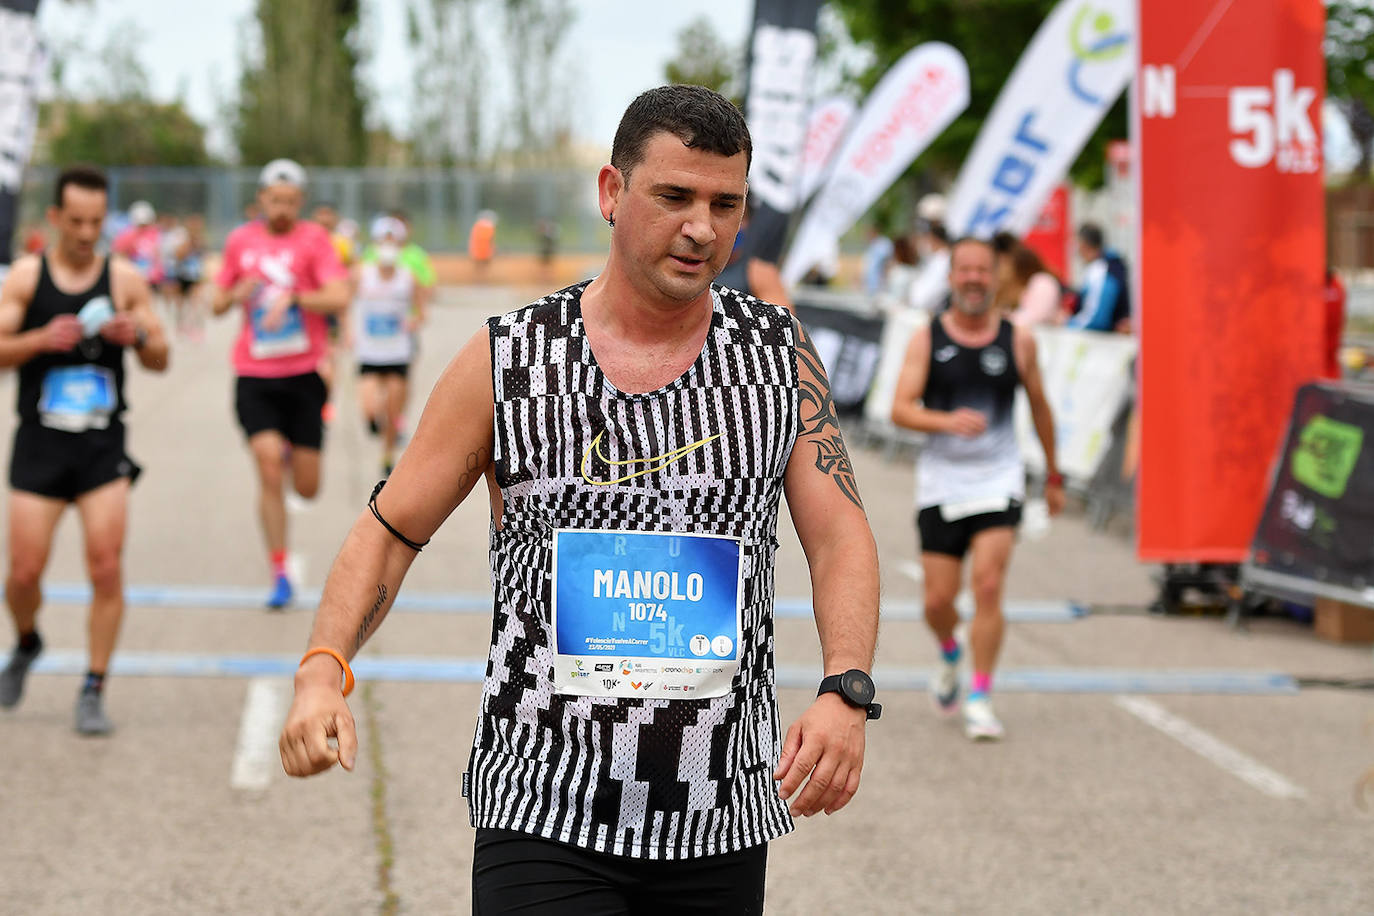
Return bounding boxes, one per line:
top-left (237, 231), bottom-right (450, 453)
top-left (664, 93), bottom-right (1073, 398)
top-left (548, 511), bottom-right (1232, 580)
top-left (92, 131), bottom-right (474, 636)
top-left (365, 313), bottom-right (403, 338)
top-left (38, 365), bottom-right (117, 432)
top-left (552, 530), bottom-right (742, 700)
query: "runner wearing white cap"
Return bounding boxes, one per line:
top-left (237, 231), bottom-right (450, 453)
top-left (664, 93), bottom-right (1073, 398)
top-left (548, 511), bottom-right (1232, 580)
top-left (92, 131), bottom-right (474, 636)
top-left (210, 159), bottom-right (349, 609)
top-left (351, 216), bottom-right (424, 475)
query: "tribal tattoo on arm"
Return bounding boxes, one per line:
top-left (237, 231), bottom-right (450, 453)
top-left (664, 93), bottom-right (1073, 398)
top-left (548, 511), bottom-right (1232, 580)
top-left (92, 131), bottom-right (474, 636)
top-left (355, 584), bottom-right (389, 653)
top-left (795, 323), bottom-right (864, 510)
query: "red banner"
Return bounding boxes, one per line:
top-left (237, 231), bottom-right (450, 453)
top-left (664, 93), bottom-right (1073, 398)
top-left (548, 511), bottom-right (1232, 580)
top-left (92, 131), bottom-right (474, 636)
top-left (1135, 0), bottom-right (1325, 562)
top-left (1022, 185), bottom-right (1069, 280)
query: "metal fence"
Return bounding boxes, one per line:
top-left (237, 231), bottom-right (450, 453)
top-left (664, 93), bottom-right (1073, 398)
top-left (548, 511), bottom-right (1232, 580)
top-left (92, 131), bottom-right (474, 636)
top-left (17, 165), bottom-right (611, 254)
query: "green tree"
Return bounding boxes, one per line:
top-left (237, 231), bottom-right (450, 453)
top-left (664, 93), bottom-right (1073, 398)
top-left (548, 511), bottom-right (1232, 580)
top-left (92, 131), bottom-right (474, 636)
top-left (235, 0), bottom-right (369, 166)
top-left (501, 0), bottom-right (576, 163)
top-left (40, 22), bottom-right (209, 166)
top-left (46, 101), bottom-right (209, 166)
top-left (829, 0), bottom-right (1125, 189)
top-left (408, 0), bottom-right (489, 165)
top-left (1326, 0), bottom-right (1374, 179)
top-left (664, 16), bottom-right (739, 96)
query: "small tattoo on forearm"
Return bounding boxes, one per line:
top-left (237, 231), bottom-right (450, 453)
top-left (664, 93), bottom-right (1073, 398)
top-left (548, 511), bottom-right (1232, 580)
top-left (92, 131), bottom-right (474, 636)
top-left (355, 584), bottom-right (388, 652)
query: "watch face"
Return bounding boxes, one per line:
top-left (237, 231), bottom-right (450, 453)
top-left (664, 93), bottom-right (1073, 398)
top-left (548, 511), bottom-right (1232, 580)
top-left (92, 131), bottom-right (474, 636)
top-left (843, 670), bottom-right (875, 706)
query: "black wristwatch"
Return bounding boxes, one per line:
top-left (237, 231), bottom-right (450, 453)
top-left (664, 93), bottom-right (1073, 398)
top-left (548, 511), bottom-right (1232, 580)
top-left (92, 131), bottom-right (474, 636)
top-left (817, 669), bottom-right (881, 720)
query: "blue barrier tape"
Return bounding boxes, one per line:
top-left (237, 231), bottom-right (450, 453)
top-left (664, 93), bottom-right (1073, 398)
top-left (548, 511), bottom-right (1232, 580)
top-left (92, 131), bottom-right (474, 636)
top-left (8, 650), bottom-right (1298, 695)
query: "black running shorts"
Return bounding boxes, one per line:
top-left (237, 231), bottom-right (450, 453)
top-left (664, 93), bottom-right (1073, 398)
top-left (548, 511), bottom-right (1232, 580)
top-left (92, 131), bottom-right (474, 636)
top-left (9, 422), bottom-right (141, 502)
top-left (235, 373), bottom-right (326, 449)
top-left (917, 502), bottom-right (1023, 559)
top-left (357, 362), bottom-right (409, 379)
top-left (471, 828), bottom-right (767, 915)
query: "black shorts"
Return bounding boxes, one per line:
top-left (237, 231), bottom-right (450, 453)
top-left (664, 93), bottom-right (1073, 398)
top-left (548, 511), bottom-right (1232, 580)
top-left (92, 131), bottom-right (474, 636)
top-left (357, 363), bottom-right (409, 379)
top-left (917, 502), bottom-right (1022, 559)
top-left (471, 828), bottom-right (766, 915)
top-left (9, 422), bottom-right (141, 502)
top-left (235, 373), bottom-right (326, 449)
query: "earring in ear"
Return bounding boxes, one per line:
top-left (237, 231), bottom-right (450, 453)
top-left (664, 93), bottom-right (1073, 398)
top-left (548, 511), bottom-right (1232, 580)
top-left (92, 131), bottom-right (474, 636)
top-left (607, 214), bottom-right (615, 228)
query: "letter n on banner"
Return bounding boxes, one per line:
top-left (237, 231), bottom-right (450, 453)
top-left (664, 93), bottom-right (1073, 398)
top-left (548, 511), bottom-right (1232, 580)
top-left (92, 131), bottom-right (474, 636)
top-left (1135, 0), bottom-right (1325, 562)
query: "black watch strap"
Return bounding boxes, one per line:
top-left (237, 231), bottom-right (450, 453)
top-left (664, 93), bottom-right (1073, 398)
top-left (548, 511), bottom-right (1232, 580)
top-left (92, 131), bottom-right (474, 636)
top-left (817, 673), bottom-right (882, 720)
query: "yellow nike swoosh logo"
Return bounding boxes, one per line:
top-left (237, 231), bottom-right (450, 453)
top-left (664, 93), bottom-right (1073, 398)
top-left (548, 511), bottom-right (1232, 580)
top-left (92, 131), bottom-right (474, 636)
top-left (580, 430), bottom-right (720, 486)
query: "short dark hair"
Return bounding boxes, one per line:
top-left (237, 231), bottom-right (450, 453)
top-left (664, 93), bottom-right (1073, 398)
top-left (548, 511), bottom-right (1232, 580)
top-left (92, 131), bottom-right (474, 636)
top-left (54, 165), bottom-right (108, 208)
top-left (1078, 222), bottom-right (1105, 251)
top-left (611, 85), bottom-right (751, 181)
top-left (949, 235), bottom-right (996, 263)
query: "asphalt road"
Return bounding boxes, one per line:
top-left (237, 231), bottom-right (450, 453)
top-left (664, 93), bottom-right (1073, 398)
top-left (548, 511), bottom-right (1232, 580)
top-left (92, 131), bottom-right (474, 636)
top-left (0, 286), bottom-right (1370, 915)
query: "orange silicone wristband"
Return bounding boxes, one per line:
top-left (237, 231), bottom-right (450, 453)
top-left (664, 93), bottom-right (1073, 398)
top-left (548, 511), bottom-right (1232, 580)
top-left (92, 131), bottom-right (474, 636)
top-left (300, 647), bottom-right (355, 697)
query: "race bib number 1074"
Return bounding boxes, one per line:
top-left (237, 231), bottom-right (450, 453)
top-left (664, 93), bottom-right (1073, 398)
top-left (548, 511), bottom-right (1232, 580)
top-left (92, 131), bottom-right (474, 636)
top-left (551, 529), bottom-right (742, 700)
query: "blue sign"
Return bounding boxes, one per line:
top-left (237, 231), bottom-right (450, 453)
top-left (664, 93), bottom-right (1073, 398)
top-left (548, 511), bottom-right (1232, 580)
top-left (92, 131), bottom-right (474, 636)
top-left (553, 530), bottom-right (741, 660)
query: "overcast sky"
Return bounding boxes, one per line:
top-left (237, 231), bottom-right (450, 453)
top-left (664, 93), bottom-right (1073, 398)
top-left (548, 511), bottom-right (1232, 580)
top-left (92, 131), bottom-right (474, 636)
top-left (31, 1), bottom-right (1362, 171)
top-left (36, 0), bottom-right (755, 158)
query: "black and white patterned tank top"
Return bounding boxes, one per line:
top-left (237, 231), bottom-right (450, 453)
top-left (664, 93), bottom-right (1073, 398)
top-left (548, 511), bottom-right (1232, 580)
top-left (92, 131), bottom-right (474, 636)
top-left (468, 280), bottom-right (800, 859)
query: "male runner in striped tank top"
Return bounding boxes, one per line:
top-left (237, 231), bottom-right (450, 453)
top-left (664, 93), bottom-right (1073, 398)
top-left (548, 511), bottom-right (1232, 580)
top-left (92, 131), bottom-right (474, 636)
top-left (891, 237), bottom-right (1064, 741)
top-left (279, 85), bottom-right (881, 913)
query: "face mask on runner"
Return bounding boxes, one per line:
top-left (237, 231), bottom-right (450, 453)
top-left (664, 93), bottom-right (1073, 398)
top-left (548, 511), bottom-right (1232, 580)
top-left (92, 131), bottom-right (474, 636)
top-left (376, 243), bottom-right (400, 267)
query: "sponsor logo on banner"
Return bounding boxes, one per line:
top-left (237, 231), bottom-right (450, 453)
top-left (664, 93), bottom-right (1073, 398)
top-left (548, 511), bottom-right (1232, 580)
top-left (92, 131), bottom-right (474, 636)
top-left (782, 43), bottom-right (970, 285)
top-left (594, 663), bottom-right (613, 672)
top-left (943, 0), bottom-right (1134, 240)
top-left (601, 678), bottom-right (620, 690)
top-left (739, 0), bottom-right (824, 261)
top-left (1136, 0), bottom-right (1325, 562)
top-left (798, 96), bottom-right (858, 203)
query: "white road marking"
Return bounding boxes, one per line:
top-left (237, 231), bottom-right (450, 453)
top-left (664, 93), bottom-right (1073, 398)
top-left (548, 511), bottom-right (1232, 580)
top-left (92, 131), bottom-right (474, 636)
top-left (286, 553), bottom-right (306, 588)
top-left (230, 678), bottom-right (289, 791)
top-left (1113, 696), bottom-right (1307, 801)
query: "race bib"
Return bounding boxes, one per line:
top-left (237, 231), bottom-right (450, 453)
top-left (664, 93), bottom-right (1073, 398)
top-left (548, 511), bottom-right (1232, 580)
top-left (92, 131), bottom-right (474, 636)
top-left (38, 365), bottom-right (117, 432)
top-left (552, 530), bottom-right (742, 700)
top-left (939, 496), bottom-right (1012, 522)
top-left (248, 294), bottom-right (309, 360)
top-left (365, 312), bottom-right (403, 339)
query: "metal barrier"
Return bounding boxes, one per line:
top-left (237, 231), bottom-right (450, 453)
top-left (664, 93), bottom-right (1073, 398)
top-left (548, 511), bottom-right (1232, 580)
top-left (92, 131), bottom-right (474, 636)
top-left (17, 165), bottom-right (609, 254)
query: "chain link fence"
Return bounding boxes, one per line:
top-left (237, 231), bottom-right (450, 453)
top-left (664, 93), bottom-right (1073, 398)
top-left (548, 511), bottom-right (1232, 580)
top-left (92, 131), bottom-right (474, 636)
top-left (18, 165), bottom-right (610, 254)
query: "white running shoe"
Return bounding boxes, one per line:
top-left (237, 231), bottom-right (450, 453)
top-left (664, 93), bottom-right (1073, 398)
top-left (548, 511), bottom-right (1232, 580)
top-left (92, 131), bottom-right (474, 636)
top-left (930, 659), bottom-right (960, 716)
top-left (963, 696), bottom-right (1004, 741)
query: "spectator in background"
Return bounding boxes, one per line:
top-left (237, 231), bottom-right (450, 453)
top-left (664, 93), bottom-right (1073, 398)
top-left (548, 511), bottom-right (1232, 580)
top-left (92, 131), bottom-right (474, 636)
top-left (908, 193), bottom-right (950, 313)
top-left (1000, 244), bottom-right (1062, 327)
top-left (883, 234), bottom-right (920, 305)
top-left (468, 209), bottom-right (497, 281)
top-left (1324, 267), bottom-right (1346, 380)
top-left (714, 199), bottom-right (792, 310)
top-left (112, 201), bottom-right (163, 286)
top-left (862, 224), bottom-right (894, 296)
top-left (537, 218), bottom-right (559, 268)
top-left (1068, 222), bottom-right (1129, 332)
top-left (21, 223), bottom-right (46, 255)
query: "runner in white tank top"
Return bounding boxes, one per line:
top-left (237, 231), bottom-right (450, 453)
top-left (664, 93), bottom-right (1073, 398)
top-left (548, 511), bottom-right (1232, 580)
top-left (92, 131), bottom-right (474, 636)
top-left (350, 217), bottom-right (424, 475)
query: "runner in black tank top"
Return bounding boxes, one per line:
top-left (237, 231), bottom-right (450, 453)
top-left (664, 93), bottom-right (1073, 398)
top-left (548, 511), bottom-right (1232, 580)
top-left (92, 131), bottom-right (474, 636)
top-left (0, 165), bottom-right (168, 736)
top-left (890, 236), bottom-right (1064, 743)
